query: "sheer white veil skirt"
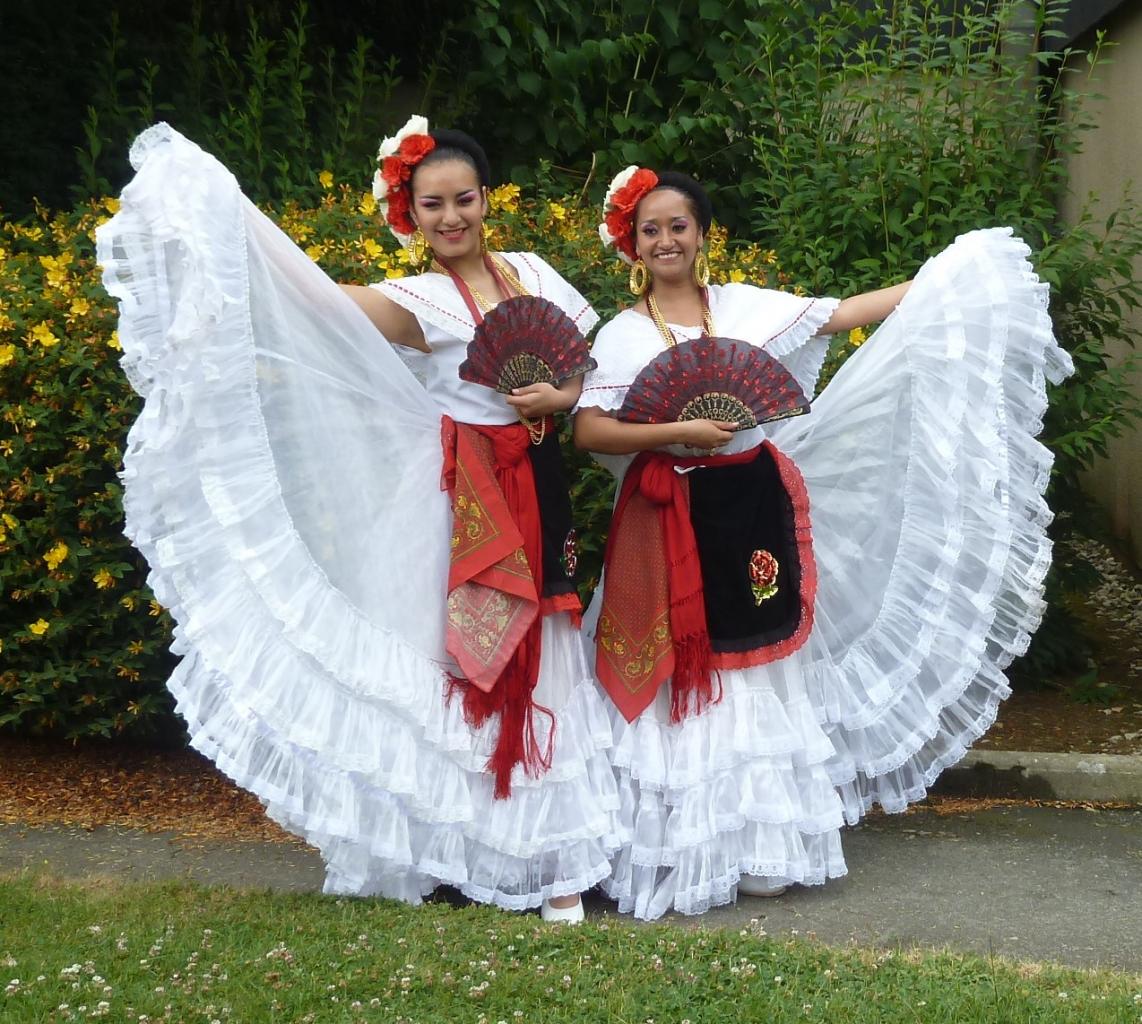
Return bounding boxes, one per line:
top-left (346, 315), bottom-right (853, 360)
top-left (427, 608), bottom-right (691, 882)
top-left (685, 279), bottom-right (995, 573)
top-left (583, 228), bottom-right (1072, 919)
top-left (97, 124), bottom-right (623, 910)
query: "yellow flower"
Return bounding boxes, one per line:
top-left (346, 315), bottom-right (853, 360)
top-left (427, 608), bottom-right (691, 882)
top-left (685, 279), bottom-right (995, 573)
top-left (362, 238), bottom-right (384, 259)
top-left (0, 344), bottom-right (15, 367)
top-left (69, 296), bottom-right (90, 319)
top-left (43, 541), bottom-right (69, 570)
top-left (729, 269), bottom-right (747, 284)
top-left (848, 326), bottom-right (867, 347)
top-left (38, 253), bottom-right (73, 290)
top-left (128, 640), bottom-right (145, 655)
top-left (319, 170), bottom-right (334, 190)
top-left (0, 526), bottom-right (6, 544)
top-left (29, 619), bottom-right (50, 636)
top-left (107, 330), bottom-right (122, 351)
top-left (119, 595), bottom-right (137, 611)
top-left (304, 244), bottom-right (326, 262)
top-left (39, 252), bottom-right (71, 271)
top-left (148, 600), bottom-right (163, 617)
top-left (359, 193), bottom-right (377, 216)
top-left (547, 201), bottom-right (567, 221)
top-left (30, 323), bottom-right (60, 348)
top-left (103, 197), bottom-right (120, 214)
top-left (2, 514), bottom-right (16, 529)
top-left (489, 183), bottom-right (521, 213)
top-left (93, 569), bottom-right (115, 589)
top-left (385, 266), bottom-right (406, 279)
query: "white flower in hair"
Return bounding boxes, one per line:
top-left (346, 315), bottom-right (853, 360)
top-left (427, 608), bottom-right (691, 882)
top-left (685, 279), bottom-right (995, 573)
top-left (602, 165), bottom-right (640, 210)
top-left (372, 114), bottom-right (434, 245)
top-left (599, 164), bottom-right (659, 264)
top-left (377, 115), bottom-right (430, 161)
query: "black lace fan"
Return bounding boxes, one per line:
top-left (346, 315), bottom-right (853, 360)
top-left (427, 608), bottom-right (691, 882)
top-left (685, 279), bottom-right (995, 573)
top-left (618, 336), bottom-right (810, 430)
top-left (459, 296), bottom-right (596, 394)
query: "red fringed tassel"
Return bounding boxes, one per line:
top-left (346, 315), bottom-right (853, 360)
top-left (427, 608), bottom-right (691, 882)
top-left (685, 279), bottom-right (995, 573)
top-left (668, 632), bottom-right (721, 723)
top-left (447, 625), bottom-right (554, 799)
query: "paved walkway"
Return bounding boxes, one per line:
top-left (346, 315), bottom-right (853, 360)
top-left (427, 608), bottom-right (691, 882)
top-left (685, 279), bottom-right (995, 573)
top-left (3, 805), bottom-right (1140, 972)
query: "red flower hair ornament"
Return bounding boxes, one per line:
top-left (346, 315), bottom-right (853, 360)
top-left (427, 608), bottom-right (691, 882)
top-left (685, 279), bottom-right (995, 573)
top-left (598, 166), bottom-right (659, 264)
top-left (372, 115), bottom-right (436, 246)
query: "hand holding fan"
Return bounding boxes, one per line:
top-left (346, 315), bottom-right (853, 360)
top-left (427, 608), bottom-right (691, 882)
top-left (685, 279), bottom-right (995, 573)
top-left (618, 336), bottom-right (810, 430)
top-left (459, 295), bottom-right (596, 393)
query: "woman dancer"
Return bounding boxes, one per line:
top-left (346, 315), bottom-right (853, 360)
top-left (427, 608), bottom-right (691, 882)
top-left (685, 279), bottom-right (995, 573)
top-left (574, 167), bottom-right (1072, 920)
top-left (97, 117), bottom-right (623, 922)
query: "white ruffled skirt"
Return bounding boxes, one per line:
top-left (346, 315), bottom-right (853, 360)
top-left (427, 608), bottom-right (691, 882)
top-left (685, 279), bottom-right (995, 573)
top-left (97, 124), bottom-right (624, 910)
top-left (586, 227), bottom-right (1073, 918)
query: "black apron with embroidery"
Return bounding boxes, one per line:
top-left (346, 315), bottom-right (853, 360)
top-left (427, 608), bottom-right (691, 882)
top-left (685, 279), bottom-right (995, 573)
top-left (527, 428), bottom-right (579, 599)
top-left (687, 444), bottom-right (804, 653)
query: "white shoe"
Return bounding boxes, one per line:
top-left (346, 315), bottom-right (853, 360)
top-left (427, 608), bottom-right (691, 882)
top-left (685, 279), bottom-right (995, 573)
top-left (540, 897), bottom-right (585, 924)
top-left (738, 875), bottom-right (788, 898)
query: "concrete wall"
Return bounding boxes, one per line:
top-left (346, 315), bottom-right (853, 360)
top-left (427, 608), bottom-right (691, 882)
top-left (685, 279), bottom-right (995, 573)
top-left (1059, 2), bottom-right (1142, 566)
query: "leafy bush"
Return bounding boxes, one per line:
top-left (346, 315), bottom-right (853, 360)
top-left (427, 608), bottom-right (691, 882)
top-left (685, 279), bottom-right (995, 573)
top-left (0, 198), bottom-right (177, 738)
top-left (434, 0), bottom-right (768, 226)
top-left (0, 177), bottom-right (795, 738)
top-left (723, 1), bottom-right (1142, 676)
top-left (1, 0), bottom-right (427, 215)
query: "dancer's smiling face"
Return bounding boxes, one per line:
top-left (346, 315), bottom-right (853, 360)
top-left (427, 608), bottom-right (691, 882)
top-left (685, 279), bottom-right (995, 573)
top-left (410, 159), bottom-right (488, 262)
top-left (634, 187), bottom-right (705, 286)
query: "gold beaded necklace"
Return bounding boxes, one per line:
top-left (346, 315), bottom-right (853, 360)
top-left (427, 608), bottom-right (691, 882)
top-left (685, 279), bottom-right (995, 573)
top-left (431, 254), bottom-right (547, 445)
top-left (430, 254), bottom-right (529, 311)
top-left (646, 287), bottom-right (716, 348)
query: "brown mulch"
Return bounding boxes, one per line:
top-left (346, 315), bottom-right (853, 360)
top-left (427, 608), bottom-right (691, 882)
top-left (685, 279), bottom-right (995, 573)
top-left (976, 687), bottom-right (1142, 755)
top-left (0, 736), bottom-right (297, 845)
top-left (978, 533), bottom-right (1142, 756)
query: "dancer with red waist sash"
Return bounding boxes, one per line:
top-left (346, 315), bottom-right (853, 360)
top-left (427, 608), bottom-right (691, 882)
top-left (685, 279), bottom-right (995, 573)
top-left (574, 167), bottom-right (1072, 920)
top-left (99, 116), bottom-right (620, 924)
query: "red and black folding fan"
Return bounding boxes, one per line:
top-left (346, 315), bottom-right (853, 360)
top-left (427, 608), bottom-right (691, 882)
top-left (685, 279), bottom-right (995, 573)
top-left (459, 296), bottom-right (596, 393)
top-left (618, 336), bottom-right (810, 430)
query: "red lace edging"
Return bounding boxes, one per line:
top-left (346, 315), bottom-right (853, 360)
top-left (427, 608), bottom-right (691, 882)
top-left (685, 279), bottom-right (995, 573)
top-left (540, 591), bottom-right (583, 627)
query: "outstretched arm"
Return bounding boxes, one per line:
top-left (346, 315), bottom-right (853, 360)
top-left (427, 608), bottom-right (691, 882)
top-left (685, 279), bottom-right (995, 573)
top-left (817, 281), bottom-right (912, 335)
top-left (573, 407), bottom-right (738, 455)
top-left (340, 285), bottom-right (430, 352)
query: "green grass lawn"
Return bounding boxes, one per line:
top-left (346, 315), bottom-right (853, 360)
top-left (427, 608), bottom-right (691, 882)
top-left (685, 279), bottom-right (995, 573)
top-left (0, 875), bottom-right (1138, 1023)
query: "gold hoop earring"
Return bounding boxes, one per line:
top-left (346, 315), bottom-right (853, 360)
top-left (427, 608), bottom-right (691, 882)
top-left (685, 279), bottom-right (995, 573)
top-left (407, 227), bottom-right (428, 268)
top-left (629, 259), bottom-right (650, 297)
top-left (692, 249), bottom-right (710, 288)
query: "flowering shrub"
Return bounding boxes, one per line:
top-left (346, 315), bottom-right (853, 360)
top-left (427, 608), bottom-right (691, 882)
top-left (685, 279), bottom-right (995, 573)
top-left (0, 198), bottom-right (179, 737)
top-left (1, 177), bottom-right (817, 739)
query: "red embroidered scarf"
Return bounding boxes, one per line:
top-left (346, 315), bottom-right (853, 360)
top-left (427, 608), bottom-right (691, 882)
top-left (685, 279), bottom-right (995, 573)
top-left (440, 415), bottom-right (556, 798)
top-left (596, 446), bottom-right (760, 723)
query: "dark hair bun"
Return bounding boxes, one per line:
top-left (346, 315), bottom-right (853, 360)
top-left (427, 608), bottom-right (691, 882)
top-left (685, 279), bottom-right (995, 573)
top-left (421, 129), bottom-right (493, 188)
top-left (652, 171), bottom-right (713, 234)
